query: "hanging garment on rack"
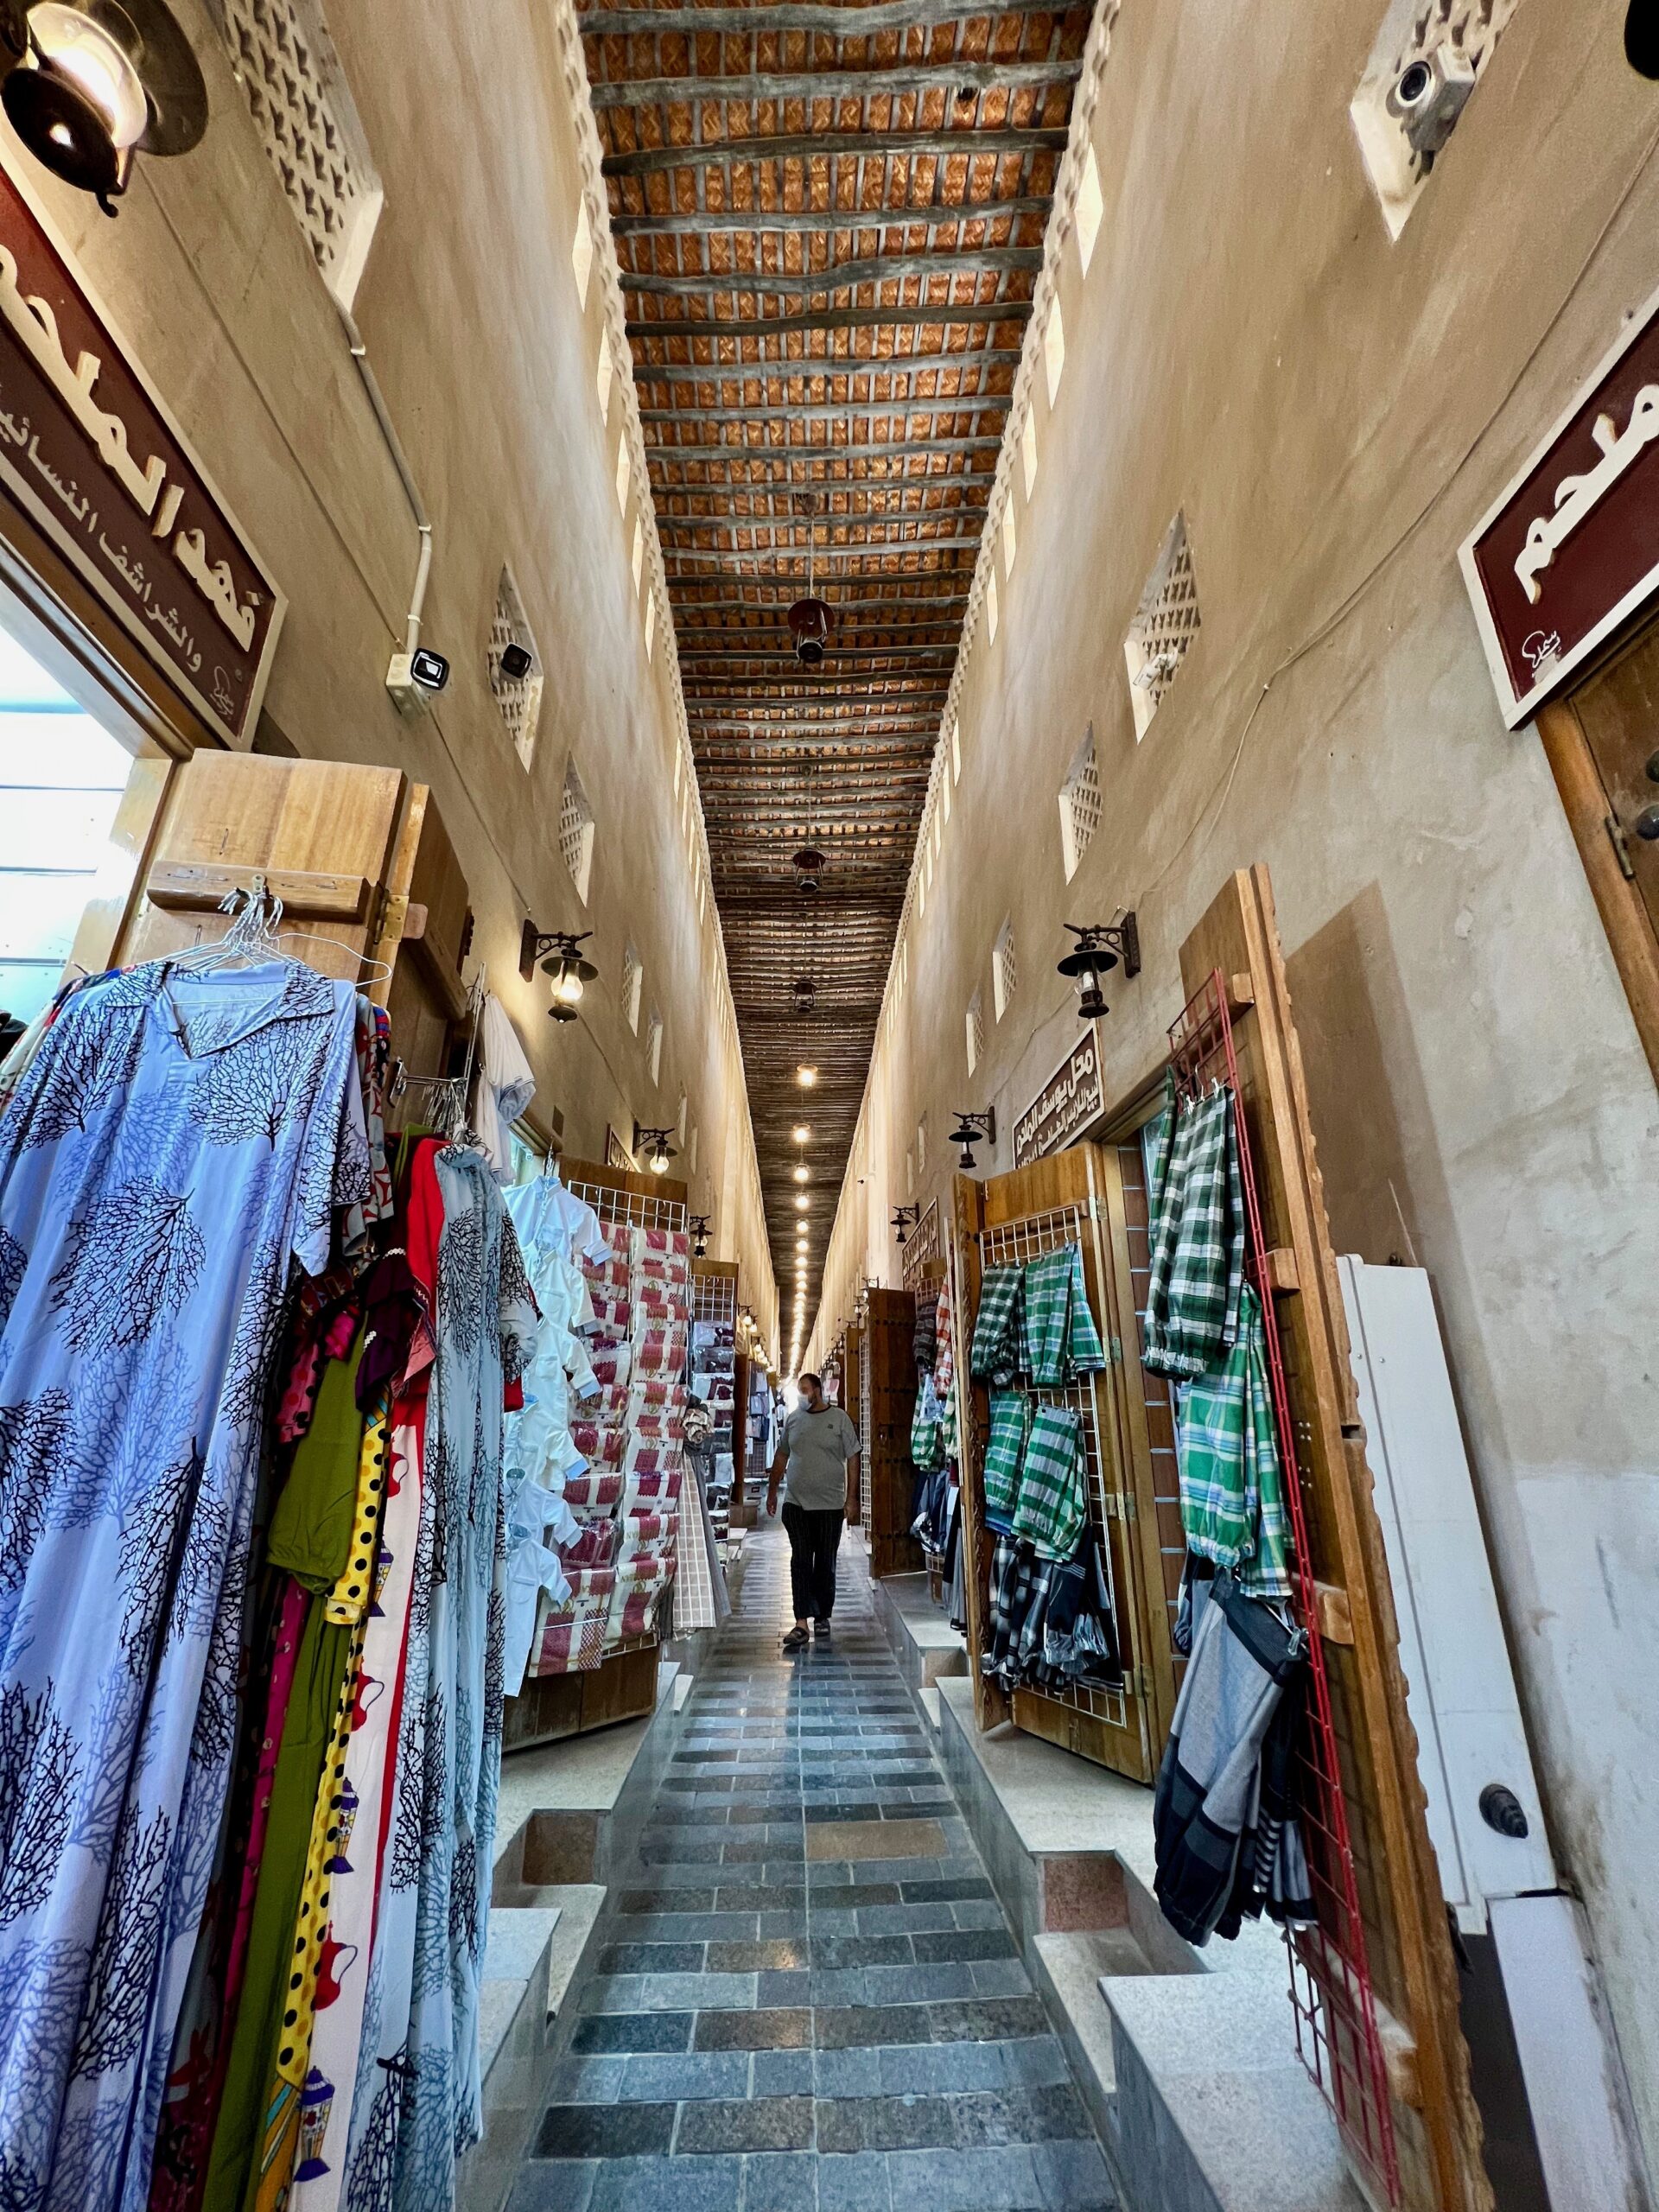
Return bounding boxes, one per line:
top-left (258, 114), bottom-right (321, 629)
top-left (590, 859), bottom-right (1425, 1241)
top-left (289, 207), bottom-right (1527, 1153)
top-left (912, 1286), bottom-right (938, 1374)
top-left (1008, 1403), bottom-right (1089, 1562)
top-left (969, 1263), bottom-right (1025, 1383)
top-left (471, 997), bottom-right (535, 1186)
top-left (1020, 1243), bottom-right (1106, 1387)
top-left (1143, 1087), bottom-right (1247, 1381)
top-left (1152, 1573), bottom-right (1309, 1946)
top-left (343, 1143), bottom-right (533, 2212)
top-left (0, 957), bottom-right (369, 2212)
top-left (981, 1391), bottom-right (1032, 1532)
top-left (342, 1000), bottom-right (396, 1254)
top-left (1174, 1286), bottom-right (1293, 1599)
top-left (1140, 1073), bottom-right (1177, 1229)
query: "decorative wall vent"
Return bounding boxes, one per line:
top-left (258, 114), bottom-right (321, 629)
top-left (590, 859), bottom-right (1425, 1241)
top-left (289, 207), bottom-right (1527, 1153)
top-left (1044, 296), bottom-right (1066, 407)
top-left (986, 569), bottom-right (999, 643)
top-left (966, 989), bottom-right (985, 1077)
top-left (1058, 723), bottom-right (1103, 881)
top-left (645, 1007), bottom-right (664, 1085)
top-left (905, 1147), bottom-right (914, 1198)
top-left (916, 1115), bottom-right (928, 1177)
top-left (1021, 410), bottom-right (1039, 499)
top-left (993, 918), bottom-right (1017, 1021)
top-left (677, 1090), bottom-right (689, 1145)
top-left (488, 565), bottom-right (543, 769)
top-left (1124, 512), bottom-right (1200, 740)
top-left (558, 758), bottom-right (595, 903)
top-left (620, 941), bottom-right (643, 1033)
top-left (1076, 142), bottom-right (1104, 274)
top-left (1351, 0), bottom-right (1519, 238)
top-left (1001, 500), bottom-right (1017, 578)
top-left (220, 0), bottom-right (383, 305)
top-left (571, 193), bottom-right (594, 306)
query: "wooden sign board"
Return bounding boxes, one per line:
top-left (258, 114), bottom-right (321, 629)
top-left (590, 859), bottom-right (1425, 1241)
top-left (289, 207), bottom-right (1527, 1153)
top-left (1013, 1024), bottom-right (1103, 1166)
top-left (0, 155), bottom-right (283, 747)
top-left (1461, 283), bottom-right (1659, 728)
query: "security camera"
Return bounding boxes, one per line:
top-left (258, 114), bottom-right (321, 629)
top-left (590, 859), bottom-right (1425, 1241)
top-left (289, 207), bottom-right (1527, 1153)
top-left (385, 645), bottom-right (452, 717)
top-left (499, 642), bottom-right (535, 682)
top-left (1386, 45), bottom-right (1475, 170)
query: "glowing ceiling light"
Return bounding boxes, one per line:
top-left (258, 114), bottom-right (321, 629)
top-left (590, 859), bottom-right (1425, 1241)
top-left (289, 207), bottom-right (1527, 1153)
top-left (792, 1166), bottom-right (810, 1185)
top-left (791, 1124), bottom-right (811, 1143)
top-left (796, 1065), bottom-right (818, 1087)
top-left (794, 1195), bottom-right (810, 1211)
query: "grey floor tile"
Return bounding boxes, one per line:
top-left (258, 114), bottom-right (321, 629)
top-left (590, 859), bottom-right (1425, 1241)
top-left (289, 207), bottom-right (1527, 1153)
top-left (912, 1929), bottom-right (1018, 1966)
top-left (1029, 2139), bottom-right (1117, 2209)
top-left (740, 2152), bottom-right (819, 2212)
top-left (751, 2047), bottom-right (816, 2096)
top-left (816, 2152), bottom-right (893, 2212)
top-left (693, 2007), bottom-right (812, 2050)
top-left (673, 2097), bottom-right (816, 2153)
top-left (886, 2146), bottom-right (1042, 2209)
top-left (571, 2012), bottom-right (696, 2055)
top-left (510, 2160), bottom-right (597, 2212)
top-left (813, 2046), bottom-right (882, 2095)
top-left (586, 2154), bottom-right (744, 2212)
top-left (534, 2101), bottom-right (676, 2158)
top-left (617, 2050), bottom-right (752, 2101)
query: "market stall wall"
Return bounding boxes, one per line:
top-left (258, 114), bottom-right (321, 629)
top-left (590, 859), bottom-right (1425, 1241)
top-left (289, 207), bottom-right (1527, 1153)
top-left (808, 0), bottom-right (1659, 2179)
top-left (0, 0), bottom-right (776, 1351)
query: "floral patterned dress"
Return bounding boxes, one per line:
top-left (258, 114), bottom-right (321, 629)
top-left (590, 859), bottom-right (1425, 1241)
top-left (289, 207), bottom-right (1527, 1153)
top-left (0, 958), bottom-right (367, 2212)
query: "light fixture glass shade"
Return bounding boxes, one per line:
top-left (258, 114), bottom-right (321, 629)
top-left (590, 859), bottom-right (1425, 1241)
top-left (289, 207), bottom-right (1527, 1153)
top-left (552, 962), bottom-right (584, 1006)
top-left (794, 1195), bottom-right (810, 1211)
top-left (791, 1124), bottom-right (811, 1143)
top-left (796, 1065), bottom-right (818, 1086)
top-left (29, 5), bottom-right (148, 144)
top-left (792, 1166), bottom-right (810, 1184)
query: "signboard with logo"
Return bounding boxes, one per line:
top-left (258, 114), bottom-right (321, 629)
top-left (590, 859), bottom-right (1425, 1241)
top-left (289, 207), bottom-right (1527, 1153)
top-left (0, 156), bottom-right (283, 747)
top-left (1461, 286), bottom-right (1659, 729)
top-left (1014, 1025), bottom-right (1104, 1167)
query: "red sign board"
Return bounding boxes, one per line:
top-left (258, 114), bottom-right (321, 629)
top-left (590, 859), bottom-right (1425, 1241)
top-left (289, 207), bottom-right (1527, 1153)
top-left (1462, 291), bottom-right (1659, 728)
top-left (0, 158), bottom-right (283, 745)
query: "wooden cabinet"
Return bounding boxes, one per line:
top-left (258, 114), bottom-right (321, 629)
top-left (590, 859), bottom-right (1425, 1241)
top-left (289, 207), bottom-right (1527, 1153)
top-left (116, 750), bottom-right (472, 1091)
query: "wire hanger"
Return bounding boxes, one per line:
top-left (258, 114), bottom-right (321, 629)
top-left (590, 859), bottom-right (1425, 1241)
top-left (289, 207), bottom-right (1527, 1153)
top-left (161, 874), bottom-right (392, 987)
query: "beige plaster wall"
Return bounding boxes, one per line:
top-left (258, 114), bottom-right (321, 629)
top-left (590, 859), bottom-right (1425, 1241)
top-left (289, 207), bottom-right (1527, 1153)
top-left (814, 0), bottom-right (1659, 2171)
top-left (0, 0), bottom-right (776, 1343)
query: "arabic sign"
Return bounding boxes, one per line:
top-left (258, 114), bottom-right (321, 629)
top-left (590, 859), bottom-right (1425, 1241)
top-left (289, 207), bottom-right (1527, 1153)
top-left (1014, 1026), bottom-right (1104, 1168)
top-left (1461, 287), bottom-right (1659, 728)
top-left (0, 158), bottom-right (283, 746)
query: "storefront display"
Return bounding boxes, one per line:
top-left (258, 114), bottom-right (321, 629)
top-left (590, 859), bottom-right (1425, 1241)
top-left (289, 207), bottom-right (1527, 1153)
top-left (0, 881), bottom-right (532, 2212)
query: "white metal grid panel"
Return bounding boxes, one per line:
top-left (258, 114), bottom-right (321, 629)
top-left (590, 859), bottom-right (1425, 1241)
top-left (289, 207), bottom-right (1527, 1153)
top-left (220, 0), bottom-right (382, 303)
top-left (994, 921), bottom-right (1017, 1020)
top-left (978, 1202), bottom-right (1128, 1734)
top-left (1124, 513), bottom-right (1200, 738)
top-left (559, 760), bottom-right (594, 901)
top-left (1059, 726), bottom-right (1102, 880)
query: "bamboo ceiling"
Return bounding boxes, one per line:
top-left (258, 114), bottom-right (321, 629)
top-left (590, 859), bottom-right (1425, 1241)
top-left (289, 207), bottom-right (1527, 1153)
top-left (577, 0), bottom-right (1094, 1343)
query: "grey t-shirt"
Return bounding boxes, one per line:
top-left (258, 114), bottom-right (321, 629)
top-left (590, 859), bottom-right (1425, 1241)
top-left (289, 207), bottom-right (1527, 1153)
top-left (780, 1405), bottom-right (861, 1510)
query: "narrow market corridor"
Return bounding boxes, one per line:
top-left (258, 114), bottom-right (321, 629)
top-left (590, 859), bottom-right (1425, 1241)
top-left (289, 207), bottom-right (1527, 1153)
top-left (512, 1526), bottom-right (1114, 2212)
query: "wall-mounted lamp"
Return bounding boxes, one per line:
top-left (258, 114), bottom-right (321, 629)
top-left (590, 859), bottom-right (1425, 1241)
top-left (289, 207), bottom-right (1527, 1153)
top-left (1057, 913), bottom-right (1140, 1021)
top-left (688, 1212), bottom-right (710, 1259)
top-left (520, 923), bottom-right (597, 1021)
top-left (0, 0), bottom-right (207, 214)
top-left (947, 1109), bottom-right (997, 1173)
top-left (1630, 0), bottom-right (1659, 76)
top-left (634, 1123), bottom-right (677, 1175)
top-left (891, 1204), bottom-right (922, 1247)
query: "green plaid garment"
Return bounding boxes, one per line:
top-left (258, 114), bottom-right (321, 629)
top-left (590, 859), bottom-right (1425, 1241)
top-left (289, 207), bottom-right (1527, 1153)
top-left (1140, 1071), bottom-right (1178, 1225)
top-left (1022, 1243), bottom-right (1106, 1388)
top-left (910, 1392), bottom-right (944, 1473)
top-left (1174, 1285), bottom-right (1293, 1598)
top-left (1143, 1088), bottom-right (1246, 1381)
top-left (982, 1391), bottom-right (1031, 1529)
top-left (1010, 1402), bottom-right (1088, 1562)
top-left (970, 1264), bottom-right (1026, 1383)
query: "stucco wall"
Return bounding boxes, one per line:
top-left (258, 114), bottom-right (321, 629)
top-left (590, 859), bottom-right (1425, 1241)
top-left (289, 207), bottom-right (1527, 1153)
top-left (0, 0), bottom-right (776, 1343)
top-left (812, 0), bottom-right (1659, 2172)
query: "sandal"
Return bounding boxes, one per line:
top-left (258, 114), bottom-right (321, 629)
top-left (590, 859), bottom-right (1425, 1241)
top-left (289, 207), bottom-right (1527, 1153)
top-left (781, 1625), bottom-right (810, 1650)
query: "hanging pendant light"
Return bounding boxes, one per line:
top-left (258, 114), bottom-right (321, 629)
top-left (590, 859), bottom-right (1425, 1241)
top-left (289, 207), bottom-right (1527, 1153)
top-left (1, 0), bottom-right (207, 213)
top-left (791, 974), bottom-right (817, 1013)
top-left (786, 501), bottom-right (832, 666)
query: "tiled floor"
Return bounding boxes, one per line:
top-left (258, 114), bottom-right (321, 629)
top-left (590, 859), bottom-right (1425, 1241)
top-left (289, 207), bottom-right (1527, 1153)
top-left (509, 1526), bottom-right (1116, 2212)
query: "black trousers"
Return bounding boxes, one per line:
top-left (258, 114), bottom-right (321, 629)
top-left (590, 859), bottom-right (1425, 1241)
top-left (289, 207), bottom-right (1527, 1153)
top-left (781, 1502), bottom-right (844, 1622)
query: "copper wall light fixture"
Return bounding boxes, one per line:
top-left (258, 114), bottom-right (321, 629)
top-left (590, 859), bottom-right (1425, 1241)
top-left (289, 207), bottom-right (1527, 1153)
top-left (633, 1123), bottom-right (677, 1175)
top-left (519, 925), bottom-right (597, 1020)
top-left (947, 1109), bottom-right (996, 1172)
top-left (1057, 913), bottom-right (1140, 1020)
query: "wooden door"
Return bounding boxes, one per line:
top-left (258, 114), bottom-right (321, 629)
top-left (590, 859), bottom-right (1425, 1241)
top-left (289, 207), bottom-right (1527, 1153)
top-left (1178, 868), bottom-right (1488, 2212)
top-left (842, 1324), bottom-right (863, 1524)
top-left (1537, 624), bottom-right (1659, 1084)
top-left (949, 1147), bottom-right (1162, 1783)
top-left (862, 1287), bottom-right (921, 1579)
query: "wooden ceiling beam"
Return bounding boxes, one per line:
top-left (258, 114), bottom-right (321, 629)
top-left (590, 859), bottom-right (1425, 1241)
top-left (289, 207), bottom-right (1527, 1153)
top-left (620, 248), bottom-right (1041, 294)
top-left (642, 398), bottom-right (1006, 427)
top-left (657, 518), bottom-right (985, 543)
top-left (580, 0), bottom-right (1080, 39)
top-left (602, 126), bottom-right (1065, 176)
top-left (588, 59), bottom-right (1083, 107)
top-left (609, 200), bottom-right (1051, 236)
top-left (627, 301), bottom-right (1031, 337)
top-left (628, 347), bottom-right (1021, 383)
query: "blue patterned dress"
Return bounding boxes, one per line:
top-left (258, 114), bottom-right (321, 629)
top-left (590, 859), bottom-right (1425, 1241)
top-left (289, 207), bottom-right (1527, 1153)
top-left (0, 958), bottom-right (367, 2212)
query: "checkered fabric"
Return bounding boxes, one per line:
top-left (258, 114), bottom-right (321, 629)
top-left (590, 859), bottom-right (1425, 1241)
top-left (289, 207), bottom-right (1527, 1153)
top-left (1174, 1285), bottom-right (1293, 1599)
top-left (969, 1264), bottom-right (1026, 1383)
top-left (982, 1535), bottom-right (1038, 1685)
top-left (910, 1394), bottom-right (945, 1473)
top-left (981, 1391), bottom-right (1031, 1529)
top-left (1010, 1402), bottom-right (1088, 1562)
top-left (1143, 1088), bottom-right (1246, 1381)
top-left (1021, 1243), bottom-right (1106, 1387)
top-left (933, 1276), bottom-right (955, 1397)
top-left (1140, 1072), bottom-right (1177, 1225)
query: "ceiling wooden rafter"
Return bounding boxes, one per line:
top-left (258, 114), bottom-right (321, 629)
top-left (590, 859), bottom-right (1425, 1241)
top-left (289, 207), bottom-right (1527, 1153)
top-left (575, 0), bottom-right (1091, 1334)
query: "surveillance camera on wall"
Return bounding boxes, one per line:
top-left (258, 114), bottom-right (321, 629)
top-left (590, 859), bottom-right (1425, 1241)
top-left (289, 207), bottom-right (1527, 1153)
top-left (499, 642), bottom-right (535, 682)
top-left (1386, 45), bottom-right (1475, 171)
top-left (386, 645), bottom-right (451, 717)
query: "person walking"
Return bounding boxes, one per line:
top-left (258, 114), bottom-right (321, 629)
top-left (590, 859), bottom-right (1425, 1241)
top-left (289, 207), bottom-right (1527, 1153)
top-left (766, 1372), bottom-right (861, 1649)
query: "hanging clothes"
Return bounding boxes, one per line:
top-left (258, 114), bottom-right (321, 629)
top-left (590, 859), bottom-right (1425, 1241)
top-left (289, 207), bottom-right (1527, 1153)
top-left (1020, 1243), bottom-right (1105, 1387)
top-left (1174, 1285), bottom-right (1293, 1599)
top-left (342, 1143), bottom-right (532, 2212)
top-left (1143, 1087), bottom-right (1247, 1382)
top-left (1007, 1403), bottom-right (1089, 1562)
top-left (969, 1264), bottom-right (1025, 1383)
top-left (981, 1392), bottom-right (1031, 1533)
top-left (0, 957), bottom-right (368, 2212)
top-left (469, 999), bottom-right (535, 1187)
